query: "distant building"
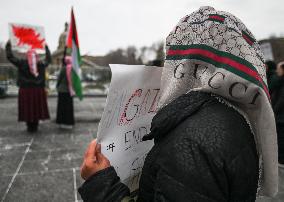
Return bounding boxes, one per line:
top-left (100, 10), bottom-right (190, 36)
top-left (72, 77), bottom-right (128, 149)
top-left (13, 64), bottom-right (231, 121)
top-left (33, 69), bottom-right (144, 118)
top-left (0, 44), bottom-right (15, 86)
top-left (259, 37), bottom-right (284, 63)
top-left (51, 22), bottom-right (68, 67)
top-left (0, 45), bottom-right (9, 64)
top-left (0, 47), bottom-right (15, 96)
top-left (51, 23), bottom-right (109, 72)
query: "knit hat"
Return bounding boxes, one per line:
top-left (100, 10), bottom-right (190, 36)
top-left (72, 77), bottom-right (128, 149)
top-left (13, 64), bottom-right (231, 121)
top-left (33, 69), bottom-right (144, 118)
top-left (159, 6), bottom-right (278, 197)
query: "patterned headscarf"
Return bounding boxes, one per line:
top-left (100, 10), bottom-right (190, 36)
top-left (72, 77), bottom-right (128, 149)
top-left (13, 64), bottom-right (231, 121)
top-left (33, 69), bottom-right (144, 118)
top-left (64, 56), bottom-right (75, 96)
top-left (159, 6), bottom-right (278, 197)
top-left (27, 49), bottom-right (39, 77)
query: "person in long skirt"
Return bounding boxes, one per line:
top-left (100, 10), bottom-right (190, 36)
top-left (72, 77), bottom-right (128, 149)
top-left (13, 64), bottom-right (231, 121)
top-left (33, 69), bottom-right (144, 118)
top-left (56, 56), bottom-right (75, 128)
top-left (5, 41), bottom-right (51, 133)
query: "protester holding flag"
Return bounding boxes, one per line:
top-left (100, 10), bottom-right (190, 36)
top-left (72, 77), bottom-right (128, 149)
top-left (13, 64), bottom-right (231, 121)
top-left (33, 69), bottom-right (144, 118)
top-left (64, 8), bottom-right (83, 100)
top-left (56, 56), bottom-right (75, 128)
top-left (56, 8), bottom-right (82, 128)
top-left (5, 41), bottom-right (51, 133)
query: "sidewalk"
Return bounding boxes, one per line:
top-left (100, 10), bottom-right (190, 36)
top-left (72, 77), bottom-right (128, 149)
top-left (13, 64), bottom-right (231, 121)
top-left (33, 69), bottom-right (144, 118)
top-left (0, 97), bottom-right (106, 202)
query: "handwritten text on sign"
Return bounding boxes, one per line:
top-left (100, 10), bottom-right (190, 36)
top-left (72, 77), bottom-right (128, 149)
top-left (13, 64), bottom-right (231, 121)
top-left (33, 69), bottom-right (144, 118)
top-left (97, 64), bottom-right (162, 191)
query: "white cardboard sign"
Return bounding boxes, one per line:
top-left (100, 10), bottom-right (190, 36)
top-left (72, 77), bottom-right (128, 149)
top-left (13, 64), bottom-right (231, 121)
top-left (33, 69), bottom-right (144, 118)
top-left (260, 42), bottom-right (274, 61)
top-left (8, 23), bottom-right (46, 54)
top-left (97, 64), bottom-right (162, 191)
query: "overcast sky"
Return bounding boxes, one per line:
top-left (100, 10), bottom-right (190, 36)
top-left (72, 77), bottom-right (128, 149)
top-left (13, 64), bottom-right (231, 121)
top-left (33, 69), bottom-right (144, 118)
top-left (1, 0), bottom-right (283, 55)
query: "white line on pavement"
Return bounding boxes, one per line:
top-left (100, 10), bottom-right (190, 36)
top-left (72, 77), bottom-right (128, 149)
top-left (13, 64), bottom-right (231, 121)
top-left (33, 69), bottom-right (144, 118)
top-left (0, 142), bottom-right (30, 151)
top-left (73, 168), bottom-right (78, 202)
top-left (1, 137), bottom-right (34, 202)
top-left (1, 167), bottom-right (80, 177)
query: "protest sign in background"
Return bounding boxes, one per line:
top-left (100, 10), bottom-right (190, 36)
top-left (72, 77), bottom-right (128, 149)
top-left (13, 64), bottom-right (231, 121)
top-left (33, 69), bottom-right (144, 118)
top-left (97, 64), bottom-right (162, 192)
top-left (8, 23), bottom-right (46, 54)
top-left (260, 42), bottom-right (274, 61)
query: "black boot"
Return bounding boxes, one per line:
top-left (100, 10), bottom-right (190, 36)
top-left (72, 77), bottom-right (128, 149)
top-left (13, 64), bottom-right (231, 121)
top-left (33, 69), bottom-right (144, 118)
top-left (27, 122), bottom-right (33, 132)
top-left (26, 122), bottom-right (38, 133)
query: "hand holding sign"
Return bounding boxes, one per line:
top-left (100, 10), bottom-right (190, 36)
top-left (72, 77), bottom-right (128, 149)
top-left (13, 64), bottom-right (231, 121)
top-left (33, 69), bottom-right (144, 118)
top-left (97, 64), bottom-right (162, 192)
top-left (80, 139), bottom-right (110, 180)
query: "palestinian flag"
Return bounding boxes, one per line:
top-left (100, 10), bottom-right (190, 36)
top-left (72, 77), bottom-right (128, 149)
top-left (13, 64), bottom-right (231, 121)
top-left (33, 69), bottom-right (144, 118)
top-left (65, 8), bottom-right (83, 100)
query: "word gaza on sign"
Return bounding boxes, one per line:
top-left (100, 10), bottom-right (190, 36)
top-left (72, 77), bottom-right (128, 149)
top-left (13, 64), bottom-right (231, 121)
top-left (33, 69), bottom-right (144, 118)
top-left (8, 23), bottom-right (46, 54)
top-left (97, 64), bottom-right (163, 192)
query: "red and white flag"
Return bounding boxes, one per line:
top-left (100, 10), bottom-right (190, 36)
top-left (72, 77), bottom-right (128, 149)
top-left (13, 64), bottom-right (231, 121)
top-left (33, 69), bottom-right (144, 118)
top-left (8, 23), bottom-right (45, 54)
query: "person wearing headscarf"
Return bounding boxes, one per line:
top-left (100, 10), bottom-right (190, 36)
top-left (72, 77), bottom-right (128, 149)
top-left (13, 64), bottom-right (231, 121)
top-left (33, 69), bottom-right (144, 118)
top-left (56, 56), bottom-right (75, 128)
top-left (78, 6), bottom-right (278, 202)
top-left (6, 41), bottom-right (51, 133)
top-left (272, 62), bottom-right (284, 166)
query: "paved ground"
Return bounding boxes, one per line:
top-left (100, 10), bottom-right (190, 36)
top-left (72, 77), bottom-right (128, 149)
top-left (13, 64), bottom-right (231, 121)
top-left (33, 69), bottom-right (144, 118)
top-left (0, 97), bottom-right (106, 202)
top-left (0, 97), bottom-right (283, 202)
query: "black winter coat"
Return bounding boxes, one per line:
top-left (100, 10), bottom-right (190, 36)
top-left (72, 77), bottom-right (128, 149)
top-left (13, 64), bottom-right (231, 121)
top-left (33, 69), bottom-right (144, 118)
top-left (78, 92), bottom-right (259, 202)
top-left (6, 42), bottom-right (51, 88)
top-left (272, 77), bottom-right (284, 123)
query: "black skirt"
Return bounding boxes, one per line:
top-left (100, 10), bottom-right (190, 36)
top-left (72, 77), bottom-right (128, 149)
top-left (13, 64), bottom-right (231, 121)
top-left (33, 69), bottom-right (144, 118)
top-left (18, 87), bottom-right (50, 122)
top-left (56, 92), bottom-right (74, 125)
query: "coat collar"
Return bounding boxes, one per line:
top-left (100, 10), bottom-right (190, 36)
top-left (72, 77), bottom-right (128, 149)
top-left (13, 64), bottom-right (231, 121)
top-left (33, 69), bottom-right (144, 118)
top-left (143, 91), bottom-right (213, 142)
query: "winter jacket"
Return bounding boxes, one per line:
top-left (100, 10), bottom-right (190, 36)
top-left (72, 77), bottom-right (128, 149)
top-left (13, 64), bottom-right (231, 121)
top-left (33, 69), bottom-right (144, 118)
top-left (266, 64), bottom-right (277, 95)
top-left (6, 42), bottom-right (51, 88)
top-left (78, 91), bottom-right (259, 202)
top-left (272, 77), bottom-right (284, 123)
top-left (268, 73), bottom-right (280, 95)
top-left (56, 66), bottom-right (69, 93)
